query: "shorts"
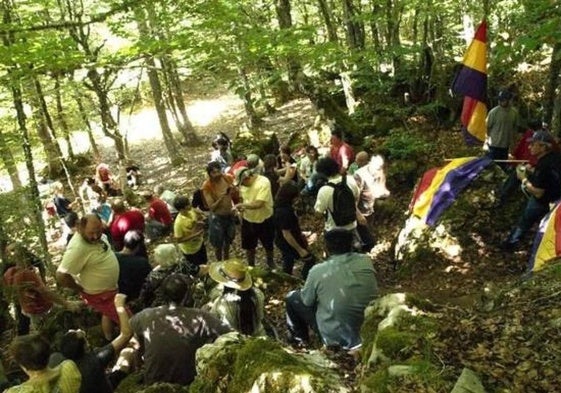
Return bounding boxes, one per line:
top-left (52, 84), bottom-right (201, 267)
top-left (183, 243), bottom-right (208, 266)
top-left (208, 214), bottom-right (236, 248)
top-left (241, 217), bottom-right (275, 251)
top-left (81, 290), bottom-right (130, 323)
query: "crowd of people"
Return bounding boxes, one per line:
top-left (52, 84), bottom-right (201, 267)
top-left (4, 94), bottom-right (556, 391)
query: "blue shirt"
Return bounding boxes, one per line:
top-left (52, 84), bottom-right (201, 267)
top-left (301, 252), bottom-right (378, 349)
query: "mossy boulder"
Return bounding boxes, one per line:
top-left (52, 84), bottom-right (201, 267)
top-left (359, 293), bottom-right (454, 393)
top-left (191, 332), bottom-right (349, 393)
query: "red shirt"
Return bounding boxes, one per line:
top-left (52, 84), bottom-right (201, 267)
top-left (3, 267), bottom-right (52, 315)
top-left (513, 129), bottom-right (538, 166)
top-left (110, 209), bottom-right (145, 251)
top-left (149, 198), bottom-right (172, 225)
top-left (330, 142), bottom-right (355, 172)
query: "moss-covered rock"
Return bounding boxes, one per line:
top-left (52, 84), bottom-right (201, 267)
top-left (359, 294), bottom-right (454, 393)
top-left (191, 332), bottom-right (349, 393)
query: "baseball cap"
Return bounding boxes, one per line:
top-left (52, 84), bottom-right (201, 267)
top-left (530, 130), bottom-right (555, 145)
top-left (234, 167), bottom-right (253, 186)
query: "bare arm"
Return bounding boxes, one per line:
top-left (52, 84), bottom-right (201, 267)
top-left (281, 230), bottom-right (309, 258)
top-left (111, 293), bottom-right (133, 353)
top-left (56, 271), bottom-right (84, 293)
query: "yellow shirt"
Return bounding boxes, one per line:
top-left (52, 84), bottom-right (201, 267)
top-left (58, 234), bottom-right (119, 294)
top-left (240, 175), bottom-right (273, 223)
top-left (5, 360), bottom-right (81, 393)
top-left (174, 209), bottom-right (204, 255)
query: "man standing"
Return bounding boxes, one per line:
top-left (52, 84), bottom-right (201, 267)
top-left (285, 229), bottom-right (378, 349)
top-left (314, 157), bottom-right (360, 233)
top-left (202, 161), bottom-right (237, 261)
top-left (329, 128), bottom-right (355, 174)
top-left (485, 90), bottom-right (523, 167)
top-left (130, 273), bottom-right (231, 385)
top-left (56, 214), bottom-right (121, 341)
top-left (354, 155), bottom-right (391, 252)
top-left (233, 167), bottom-right (275, 268)
top-left (502, 130), bottom-right (561, 250)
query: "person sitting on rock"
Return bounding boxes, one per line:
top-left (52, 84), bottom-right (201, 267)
top-left (50, 293), bottom-right (133, 393)
top-left (173, 195), bottom-right (208, 275)
top-left (285, 228), bottom-right (378, 350)
top-left (95, 163), bottom-right (120, 196)
top-left (116, 231), bottom-right (152, 303)
top-left (109, 199), bottom-right (146, 254)
top-left (141, 190), bottom-right (173, 240)
top-left (154, 185), bottom-right (179, 220)
top-left (130, 273), bottom-right (231, 386)
top-left (5, 334), bottom-right (81, 393)
top-left (502, 130), bottom-right (561, 251)
top-left (205, 259), bottom-right (266, 336)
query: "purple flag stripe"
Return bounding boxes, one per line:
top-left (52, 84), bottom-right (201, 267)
top-left (462, 127), bottom-right (484, 146)
top-left (425, 156), bottom-right (493, 226)
top-left (452, 67), bottom-right (487, 102)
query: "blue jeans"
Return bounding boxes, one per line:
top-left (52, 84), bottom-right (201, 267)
top-left (517, 197), bottom-right (550, 235)
top-left (487, 146), bottom-right (509, 171)
top-left (285, 290), bottom-right (319, 343)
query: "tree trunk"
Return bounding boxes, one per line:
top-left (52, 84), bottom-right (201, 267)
top-left (275, 0), bottom-right (301, 93)
top-left (342, 0), bottom-right (365, 50)
top-left (26, 82), bottom-right (63, 177)
top-left (86, 69), bottom-right (127, 161)
top-left (54, 74), bottom-right (75, 159)
top-left (144, 2), bottom-right (201, 147)
top-left (10, 82), bottom-right (53, 275)
top-left (0, 130), bottom-right (22, 189)
top-left (135, 7), bottom-right (184, 165)
top-left (317, 0), bottom-right (338, 43)
top-left (238, 66), bottom-right (261, 129)
top-left (544, 42), bottom-right (561, 129)
top-left (73, 87), bottom-right (101, 160)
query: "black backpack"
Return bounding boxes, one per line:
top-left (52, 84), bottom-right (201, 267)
top-left (326, 176), bottom-right (356, 226)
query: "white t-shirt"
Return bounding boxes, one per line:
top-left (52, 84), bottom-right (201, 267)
top-left (314, 175), bottom-right (359, 231)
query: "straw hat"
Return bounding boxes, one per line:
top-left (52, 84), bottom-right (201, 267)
top-left (209, 259), bottom-right (252, 291)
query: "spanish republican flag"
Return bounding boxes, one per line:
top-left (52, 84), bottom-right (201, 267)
top-left (452, 21), bottom-right (488, 145)
top-left (528, 202), bottom-right (561, 272)
top-left (410, 156), bottom-right (492, 227)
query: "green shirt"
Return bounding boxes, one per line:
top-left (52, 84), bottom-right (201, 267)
top-left (301, 252), bottom-right (378, 349)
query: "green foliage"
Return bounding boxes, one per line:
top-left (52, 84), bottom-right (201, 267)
top-left (375, 327), bottom-right (417, 360)
top-left (381, 129), bottom-right (431, 161)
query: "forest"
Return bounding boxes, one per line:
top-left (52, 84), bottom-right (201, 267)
top-left (1, 0), bottom-right (561, 392)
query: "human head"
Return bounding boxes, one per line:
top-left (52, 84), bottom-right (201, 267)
top-left (173, 195), bottom-right (191, 212)
top-left (154, 185), bottom-right (165, 196)
top-left (355, 151), bottom-right (370, 168)
top-left (324, 229), bottom-right (353, 255)
top-left (84, 177), bottom-right (95, 186)
top-left (498, 90), bottom-right (512, 107)
top-left (305, 145), bottom-right (319, 160)
top-left (51, 181), bottom-right (64, 195)
top-left (59, 330), bottom-right (87, 360)
top-left (111, 198), bottom-right (127, 214)
top-left (161, 273), bottom-right (194, 305)
top-left (246, 154), bottom-right (261, 170)
top-left (530, 130), bottom-right (555, 158)
top-left (10, 334), bottom-right (51, 372)
top-left (263, 154), bottom-right (277, 171)
top-left (123, 230), bottom-right (143, 251)
top-left (153, 244), bottom-right (181, 268)
top-left (78, 214), bottom-right (104, 244)
top-left (64, 212), bottom-right (79, 229)
top-left (275, 181), bottom-right (300, 206)
top-left (208, 259), bottom-right (252, 291)
top-left (206, 161), bottom-right (223, 180)
top-left (141, 190), bottom-right (154, 202)
top-left (234, 167), bottom-right (256, 187)
top-left (315, 157), bottom-right (340, 178)
top-left (330, 128), bottom-right (344, 146)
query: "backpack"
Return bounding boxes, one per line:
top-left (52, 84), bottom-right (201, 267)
top-left (325, 176), bottom-right (356, 226)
